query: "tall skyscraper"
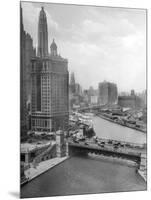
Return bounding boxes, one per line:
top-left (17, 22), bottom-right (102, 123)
top-left (20, 6), bottom-right (35, 136)
top-left (31, 7), bottom-right (69, 132)
top-left (98, 81), bottom-right (118, 105)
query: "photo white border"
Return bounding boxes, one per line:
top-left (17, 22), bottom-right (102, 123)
top-left (0, 0), bottom-right (150, 199)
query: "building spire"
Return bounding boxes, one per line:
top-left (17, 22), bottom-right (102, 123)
top-left (50, 38), bottom-right (57, 56)
top-left (37, 7), bottom-right (48, 57)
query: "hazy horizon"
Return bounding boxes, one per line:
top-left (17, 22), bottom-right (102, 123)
top-left (21, 2), bottom-right (146, 93)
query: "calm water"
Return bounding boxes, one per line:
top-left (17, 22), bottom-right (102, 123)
top-left (93, 116), bottom-right (146, 144)
top-left (21, 116), bottom-right (147, 198)
top-left (21, 156), bottom-right (146, 198)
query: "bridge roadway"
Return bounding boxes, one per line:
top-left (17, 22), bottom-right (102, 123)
top-left (68, 138), bottom-right (146, 163)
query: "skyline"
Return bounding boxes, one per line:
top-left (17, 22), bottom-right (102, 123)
top-left (21, 2), bottom-right (146, 93)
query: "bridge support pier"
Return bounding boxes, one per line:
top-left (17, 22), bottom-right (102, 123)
top-left (56, 130), bottom-right (67, 157)
top-left (25, 152), bottom-right (30, 164)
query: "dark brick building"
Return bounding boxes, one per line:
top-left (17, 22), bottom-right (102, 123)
top-left (118, 90), bottom-right (143, 109)
top-left (20, 6), bottom-right (36, 136)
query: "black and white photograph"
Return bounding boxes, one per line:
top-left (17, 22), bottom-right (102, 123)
top-left (20, 1), bottom-right (147, 198)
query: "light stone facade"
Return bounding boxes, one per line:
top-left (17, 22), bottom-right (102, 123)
top-left (31, 7), bottom-right (69, 132)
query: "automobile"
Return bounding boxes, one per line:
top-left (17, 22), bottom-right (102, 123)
top-left (73, 139), bottom-right (79, 143)
top-left (94, 138), bottom-right (98, 143)
top-left (101, 141), bottom-right (105, 145)
top-left (98, 143), bottom-right (104, 148)
top-left (108, 140), bottom-right (112, 144)
top-left (125, 143), bottom-right (131, 147)
top-left (114, 145), bottom-right (118, 149)
top-left (37, 142), bottom-right (42, 145)
top-left (114, 142), bottom-right (120, 146)
top-left (79, 137), bottom-right (86, 141)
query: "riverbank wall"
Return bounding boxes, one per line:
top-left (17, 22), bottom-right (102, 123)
top-left (138, 169), bottom-right (147, 182)
top-left (88, 153), bottom-right (138, 168)
top-left (22, 156), bottom-right (69, 186)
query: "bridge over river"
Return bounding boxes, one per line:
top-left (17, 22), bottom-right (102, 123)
top-left (68, 137), bottom-right (146, 164)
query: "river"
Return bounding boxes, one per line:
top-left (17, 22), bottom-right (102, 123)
top-left (92, 116), bottom-right (146, 144)
top-left (21, 116), bottom-right (147, 198)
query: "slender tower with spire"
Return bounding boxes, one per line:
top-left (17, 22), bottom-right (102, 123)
top-left (31, 7), bottom-right (69, 133)
top-left (70, 72), bottom-right (76, 94)
top-left (37, 7), bottom-right (48, 57)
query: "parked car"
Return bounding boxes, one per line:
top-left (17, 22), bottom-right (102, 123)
top-left (101, 141), bottom-right (105, 145)
top-left (73, 139), bottom-right (79, 143)
top-left (98, 143), bottom-right (104, 148)
top-left (108, 140), bottom-right (112, 144)
top-left (114, 145), bottom-right (118, 149)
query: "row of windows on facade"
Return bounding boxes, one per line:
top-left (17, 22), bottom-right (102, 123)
top-left (40, 104), bottom-right (68, 109)
top-left (31, 111), bottom-right (69, 118)
top-left (32, 85), bottom-right (67, 92)
top-left (32, 82), bottom-right (67, 90)
top-left (32, 96), bottom-right (68, 103)
top-left (41, 82), bottom-right (67, 86)
top-left (32, 61), bottom-right (65, 69)
top-left (32, 119), bottom-right (51, 128)
top-left (32, 62), bottom-right (49, 71)
top-left (32, 74), bottom-right (67, 80)
top-left (41, 86), bottom-right (67, 91)
top-left (31, 83), bottom-right (67, 90)
top-left (40, 83), bottom-right (67, 88)
top-left (31, 103), bottom-right (68, 109)
top-left (31, 65), bottom-right (67, 74)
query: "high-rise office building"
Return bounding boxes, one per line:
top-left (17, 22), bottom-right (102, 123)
top-left (31, 7), bottom-right (69, 132)
top-left (20, 6), bottom-right (35, 136)
top-left (98, 81), bottom-right (118, 105)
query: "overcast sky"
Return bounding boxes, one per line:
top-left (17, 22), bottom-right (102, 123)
top-left (21, 2), bottom-right (146, 93)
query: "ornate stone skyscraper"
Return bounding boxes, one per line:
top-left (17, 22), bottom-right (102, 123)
top-left (37, 7), bottom-right (48, 57)
top-left (31, 7), bottom-right (69, 132)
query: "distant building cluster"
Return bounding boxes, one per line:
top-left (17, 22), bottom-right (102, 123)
top-left (118, 90), bottom-right (146, 109)
top-left (69, 74), bottom-right (99, 109)
top-left (69, 76), bottom-right (146, 111)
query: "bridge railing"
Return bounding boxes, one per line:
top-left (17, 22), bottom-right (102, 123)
top-left (69, 141), bottom-right (141, 157)
top-left (94, 138), bottom-right (145, 148)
